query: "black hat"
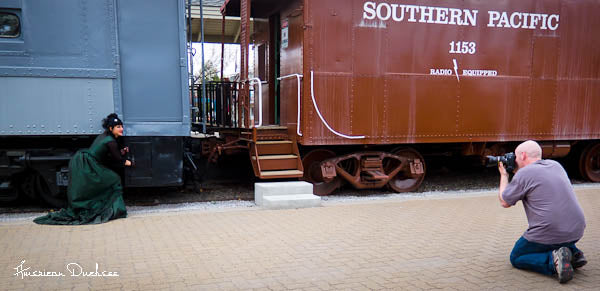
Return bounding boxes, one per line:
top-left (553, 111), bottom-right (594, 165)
top-left (102, 113), bottom-right (123, 130)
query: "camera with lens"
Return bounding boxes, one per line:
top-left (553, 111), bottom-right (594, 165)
top-left (486, 152), bottom-right (516, 173)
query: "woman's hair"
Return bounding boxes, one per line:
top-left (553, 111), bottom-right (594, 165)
top-left (102, 113), bottom-right (123, 130)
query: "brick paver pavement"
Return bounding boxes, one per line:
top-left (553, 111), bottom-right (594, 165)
top-left (1, 188), bottom-right (598, 290)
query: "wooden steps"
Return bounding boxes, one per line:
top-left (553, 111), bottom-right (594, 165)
top-left (260, 170), bottom-right (304, 177)
top-left (252, 154), bottom-right (297, 160)
top-left (250, 126), bottom-right (304, 179)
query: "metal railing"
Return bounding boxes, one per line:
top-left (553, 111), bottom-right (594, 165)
top-left (249, 78), bottom-right (263, 128)
top-left (192, 81), bottom-right (240, 129)
top-left (278, 74), bottom-right (303, 136)
top-left (192, 78), bottom-right (265, 131)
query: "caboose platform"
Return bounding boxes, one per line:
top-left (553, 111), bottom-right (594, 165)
top-left (195, 123), bottom-right (305, 180)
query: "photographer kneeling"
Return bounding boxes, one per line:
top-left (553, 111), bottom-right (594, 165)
top-left (497, 140), bottom-right (587, 284)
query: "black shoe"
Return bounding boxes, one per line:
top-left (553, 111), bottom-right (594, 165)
top-left (553, 247), bottom-right (574, 284)
top-left (572, 251), bottom-right (588, 269)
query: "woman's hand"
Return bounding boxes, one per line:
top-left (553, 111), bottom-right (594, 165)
top-left (120, 146), bottom-right (130, 156)
top-left (124, 160), bottom-right (132, 167)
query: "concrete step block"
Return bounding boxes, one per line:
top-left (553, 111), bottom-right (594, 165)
top-left (255, 181), bottom-right (313, 206)
top-left (262, 194), bottom-right (322, 210)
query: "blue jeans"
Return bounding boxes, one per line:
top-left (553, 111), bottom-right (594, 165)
top-left (510, 236), bottom-right (582, 275)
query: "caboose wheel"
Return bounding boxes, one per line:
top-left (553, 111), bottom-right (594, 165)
top-left (302, 149), bottom-right (341, 195)
top-left (385, 147), bottom-right (426, 193)
top-left (579, 143), bottom-right (600, 182)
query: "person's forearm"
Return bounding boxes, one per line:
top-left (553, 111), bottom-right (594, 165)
top-left (498, 174), bottom-right (510, 208)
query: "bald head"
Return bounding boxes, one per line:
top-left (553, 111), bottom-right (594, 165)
top-left (515, 140), bottom-right (542, 166)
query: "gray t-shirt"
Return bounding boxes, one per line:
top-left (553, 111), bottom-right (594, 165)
top-left (502, 159), bottom-right (586, 244)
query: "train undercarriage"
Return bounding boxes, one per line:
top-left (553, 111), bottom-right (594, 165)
top-left (0, 136), bottom-right (190, 207)
top-left (303, 141), bottom-right (600, 195)
top-left (2, 131), bottom-right (599, 207)
top-left (199, 125), bottom-right (600, 195)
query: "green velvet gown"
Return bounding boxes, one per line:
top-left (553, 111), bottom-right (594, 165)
top-left (34, 134), bottom-right (127, 225)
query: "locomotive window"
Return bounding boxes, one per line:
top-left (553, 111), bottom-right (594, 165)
top-left (0, 12), bottom-right (20, 38)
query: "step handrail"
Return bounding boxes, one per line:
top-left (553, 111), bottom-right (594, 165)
top-left (277, 74), bottom-right (303, 136)
top-left (249, 78), bottom-right (263, 127)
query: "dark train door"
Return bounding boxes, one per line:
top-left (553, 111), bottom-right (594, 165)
top-left (253, 14), bottom-right (281, 126)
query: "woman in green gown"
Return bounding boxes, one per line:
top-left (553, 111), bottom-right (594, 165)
top-left (34, 113), bottom-right (132, 225)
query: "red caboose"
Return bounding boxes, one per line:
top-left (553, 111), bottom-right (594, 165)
top-left (196, 0), bottom-right (600, 194)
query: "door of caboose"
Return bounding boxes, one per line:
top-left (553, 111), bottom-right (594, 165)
top-left (253, 14), bottom-right (281, 126)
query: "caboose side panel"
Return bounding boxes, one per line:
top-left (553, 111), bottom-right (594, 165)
top-left (554, 1), bottom-right (600, 137)
top-left (300, 0), bottom-right (600, 145)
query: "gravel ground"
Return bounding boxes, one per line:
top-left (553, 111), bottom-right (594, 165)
top-left (0, 156), bottom-right (595, 219)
